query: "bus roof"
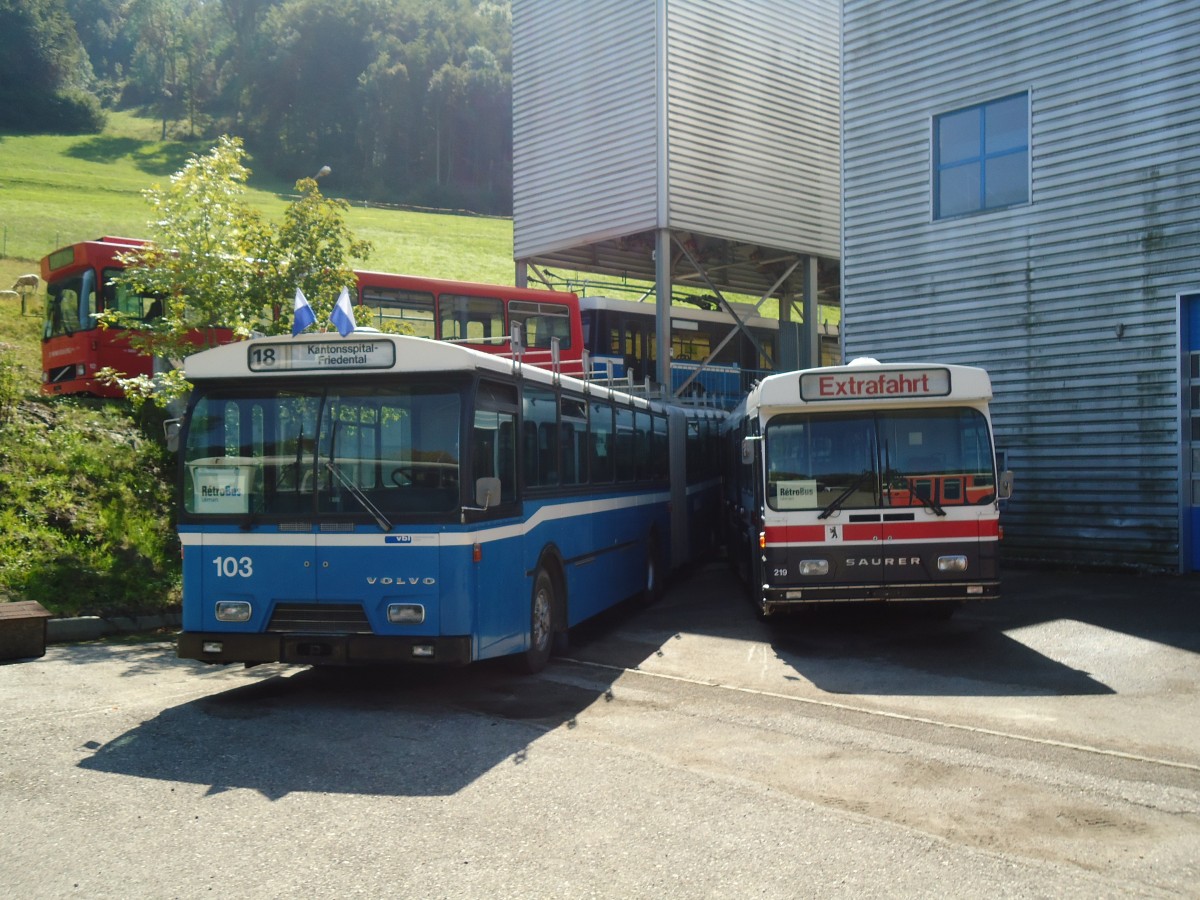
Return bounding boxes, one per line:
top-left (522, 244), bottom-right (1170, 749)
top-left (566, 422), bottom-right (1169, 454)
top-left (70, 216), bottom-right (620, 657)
top-left (355, 270), bottom-right (578, 302)
top-left (578, 295), bottom-right (781, 331)
top-left (182, 332), bottom-right (661, 407)
top-left (750, 359), bottom-right (993, 412)
top-left (185, 333), bottom-right (514, 381)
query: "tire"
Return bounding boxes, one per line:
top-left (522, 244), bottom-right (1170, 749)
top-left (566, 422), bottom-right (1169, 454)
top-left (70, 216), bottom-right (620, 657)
top-left (748, 548), bottom-right (769, 621)
top-left (641, 535), bottom-right (663, 605)
top-left (513, 568), bottom-right (556, 674)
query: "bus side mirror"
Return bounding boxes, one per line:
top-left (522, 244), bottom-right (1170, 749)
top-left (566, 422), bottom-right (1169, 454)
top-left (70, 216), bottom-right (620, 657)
top-left (997, 470), bottom-right (1014, 501)
top-left (740, 437), bottom-right (758, 466)
top-left (475, 476), bottom-right (501, 509)
top-left (164, 417), bottom-right (181, 453)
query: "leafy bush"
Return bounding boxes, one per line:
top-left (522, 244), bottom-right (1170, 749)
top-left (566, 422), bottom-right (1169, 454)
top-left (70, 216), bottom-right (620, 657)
top-left (0, 399), bottom-right (180, 616)
top-left (0, 87), bottom-right (106, 134)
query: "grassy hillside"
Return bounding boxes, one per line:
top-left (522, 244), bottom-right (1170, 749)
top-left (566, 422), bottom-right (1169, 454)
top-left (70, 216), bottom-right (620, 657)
top-left (0, 114), bottom-right (517, 617)
top-left (0, 111), bottom-right (516, 282)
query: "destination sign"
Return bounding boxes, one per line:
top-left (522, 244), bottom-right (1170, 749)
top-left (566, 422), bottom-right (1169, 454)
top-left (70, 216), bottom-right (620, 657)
top-left (800, 367), bottom-right (951, 401)
top-left (247, 339), bottom-right (396, 372)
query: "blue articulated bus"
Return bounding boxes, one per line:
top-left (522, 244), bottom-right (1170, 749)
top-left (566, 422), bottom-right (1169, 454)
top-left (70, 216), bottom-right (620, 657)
top-left (175, 332), bottom-right (723, 672)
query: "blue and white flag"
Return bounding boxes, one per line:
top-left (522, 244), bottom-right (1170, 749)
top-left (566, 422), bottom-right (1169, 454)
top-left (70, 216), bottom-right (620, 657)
top-left (292, 288), bottom-right (316, 336)
top-left (331, 286), bottom-right (356, 337)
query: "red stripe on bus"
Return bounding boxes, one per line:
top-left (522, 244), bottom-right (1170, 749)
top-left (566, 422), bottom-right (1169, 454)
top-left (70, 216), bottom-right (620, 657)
top-left (883, 520), bottom-right (998, 540)
top-left (765, 518), bottom-right (999, 545)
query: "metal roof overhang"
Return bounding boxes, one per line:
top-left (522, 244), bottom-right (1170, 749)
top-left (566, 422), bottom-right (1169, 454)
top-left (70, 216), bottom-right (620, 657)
top-left (519, 228), bottom-right (840, 306)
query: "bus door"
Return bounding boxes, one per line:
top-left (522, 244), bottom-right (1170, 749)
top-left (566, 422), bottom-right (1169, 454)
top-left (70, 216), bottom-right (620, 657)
top-left (469, 381), bottom-right (522, 655)
top-left (615, 315), bottom-right (655, 383)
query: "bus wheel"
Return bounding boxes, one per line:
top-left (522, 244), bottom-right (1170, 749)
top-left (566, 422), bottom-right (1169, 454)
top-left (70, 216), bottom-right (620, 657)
top-left (641, 535), bottom-right (663, 605)
top-left (514, 568), bottom-right (556, 674)
top-left (748, 551), bottom-right (768, 621)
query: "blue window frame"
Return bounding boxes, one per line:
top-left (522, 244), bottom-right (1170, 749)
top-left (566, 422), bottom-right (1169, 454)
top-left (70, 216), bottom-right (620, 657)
top-left (934, 92), bottom-right (1029, 219)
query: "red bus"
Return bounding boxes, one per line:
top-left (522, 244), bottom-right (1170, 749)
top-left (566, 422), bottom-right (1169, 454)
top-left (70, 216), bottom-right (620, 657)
top-left (41, 237), bottom-right (161, 397)
top-left (39, 238), bottom-right (586, 397)
top-left (354, 270), bottom-right (585, 376)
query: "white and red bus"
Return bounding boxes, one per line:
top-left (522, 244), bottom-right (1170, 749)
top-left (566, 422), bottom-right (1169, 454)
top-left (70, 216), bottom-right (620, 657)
top-left (39, 237), bottom-right (586, 397)
top-left (724, 358), bottom-right (1012, 617)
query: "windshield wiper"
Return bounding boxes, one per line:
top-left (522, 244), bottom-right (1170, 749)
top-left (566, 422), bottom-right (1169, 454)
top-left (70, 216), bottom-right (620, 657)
top-left (325, 461), bottom-right (392, 532)
top-left (907, 485), bottom-right (946, 517)
top-left (818, 469), bottom-right (874, 520)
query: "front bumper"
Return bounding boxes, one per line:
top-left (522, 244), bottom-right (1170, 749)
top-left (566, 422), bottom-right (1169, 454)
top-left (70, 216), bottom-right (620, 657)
top-left (178, 632), bottom-right (473, 666)
top-left (760, 580), bottom-right (999, 615)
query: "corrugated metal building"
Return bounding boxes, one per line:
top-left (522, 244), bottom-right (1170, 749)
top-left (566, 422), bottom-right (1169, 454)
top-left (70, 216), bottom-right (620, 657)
top-left (512, 0), bottom-right (841, 382)
top-left (841, 0), bottom-right (1200, 572)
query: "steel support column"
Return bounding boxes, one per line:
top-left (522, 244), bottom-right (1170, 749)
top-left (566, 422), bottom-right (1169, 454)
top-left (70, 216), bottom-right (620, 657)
top-left (655, 228), bottom-right (672, 389)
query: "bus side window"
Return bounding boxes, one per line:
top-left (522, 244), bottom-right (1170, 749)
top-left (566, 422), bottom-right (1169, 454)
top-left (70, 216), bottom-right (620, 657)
top-left (615, 405), bottom-right (635, 482)
top-left (472, 408), bottom-right (516, 505)
top-left (652, 413), bottom-right (669, 481)
top-left (590, 401), bottom-right (614, 483)
top-left (362, 287), bottom-right (435, 338)
top-left (442, 294), bottom-right (504, 345)
top-left (633, 409), bottom-right (650, 480)
top-left (510, 301), bottom-right (572, 350)
top-left (561, 396), bottom-right (588, 485)
top-left (523, 385), bottom-right (558, 488)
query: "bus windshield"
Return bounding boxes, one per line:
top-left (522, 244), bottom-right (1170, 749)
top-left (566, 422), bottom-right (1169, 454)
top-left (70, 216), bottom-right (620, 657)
top-left (44, 266), bottom-right (160, 339)
top-left (765, 407), bottom-right (996, 512)
top-left (44, 271), bottom-right (93, 339)
top-left (182, 382), bottom-right (462, 520)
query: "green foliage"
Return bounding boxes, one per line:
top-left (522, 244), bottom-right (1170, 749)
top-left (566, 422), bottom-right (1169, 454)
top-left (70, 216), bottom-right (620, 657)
top-left (6, 0), bottom-right (516, 213)
top-left (96, 136), bottom-right (274, 405)
top-left (0, 0), bottom-right (104, 133)
top-left (98, 136), bottom-right (375, 406)
top-left (257, 175), bottom-right (374, 332)
top-left (0, 399), bottom-right (180, 616)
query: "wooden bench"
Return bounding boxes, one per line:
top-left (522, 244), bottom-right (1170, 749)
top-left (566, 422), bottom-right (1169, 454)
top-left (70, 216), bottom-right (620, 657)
top-left (0, 601), bottom-right (52, 661)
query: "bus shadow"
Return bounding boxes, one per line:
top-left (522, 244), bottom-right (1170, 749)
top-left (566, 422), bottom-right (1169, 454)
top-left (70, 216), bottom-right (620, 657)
top-left (569, 562), bottom-right (1125, 698)
top-left (762, 606), bottom-right (1115, 697)
top-left (77, 658), bottom-right (626, 800)
top-left (76, 563), bottom-right (1196, 795)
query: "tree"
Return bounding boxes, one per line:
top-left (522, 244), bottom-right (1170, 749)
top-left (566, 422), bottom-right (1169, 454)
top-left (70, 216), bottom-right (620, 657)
top-left (257, 174), bottom-right (373, 330)
top-left (99, 135), bottom-right (372, 408)
top-left (0, 0), bottom-right (104, 132)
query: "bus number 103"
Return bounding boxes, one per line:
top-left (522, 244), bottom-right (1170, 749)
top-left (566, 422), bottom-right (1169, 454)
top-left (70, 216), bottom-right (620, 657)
top-left (213, 556), bottom-right (253, 578)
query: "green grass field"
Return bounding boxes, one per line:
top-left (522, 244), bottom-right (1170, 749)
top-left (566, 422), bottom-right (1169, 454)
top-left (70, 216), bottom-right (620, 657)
top-left (0, 110), bottom-right (516, 282)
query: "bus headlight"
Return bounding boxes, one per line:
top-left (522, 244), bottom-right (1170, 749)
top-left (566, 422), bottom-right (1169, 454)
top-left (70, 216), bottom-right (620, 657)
top-left (215, 600), bottom-right (252, 622)
top-left (938, 555), bottom-right (968, 573)
top-left (388, 603), bottom-right (425, 624)
top-left (799, 559), bottom-right (830, 576)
